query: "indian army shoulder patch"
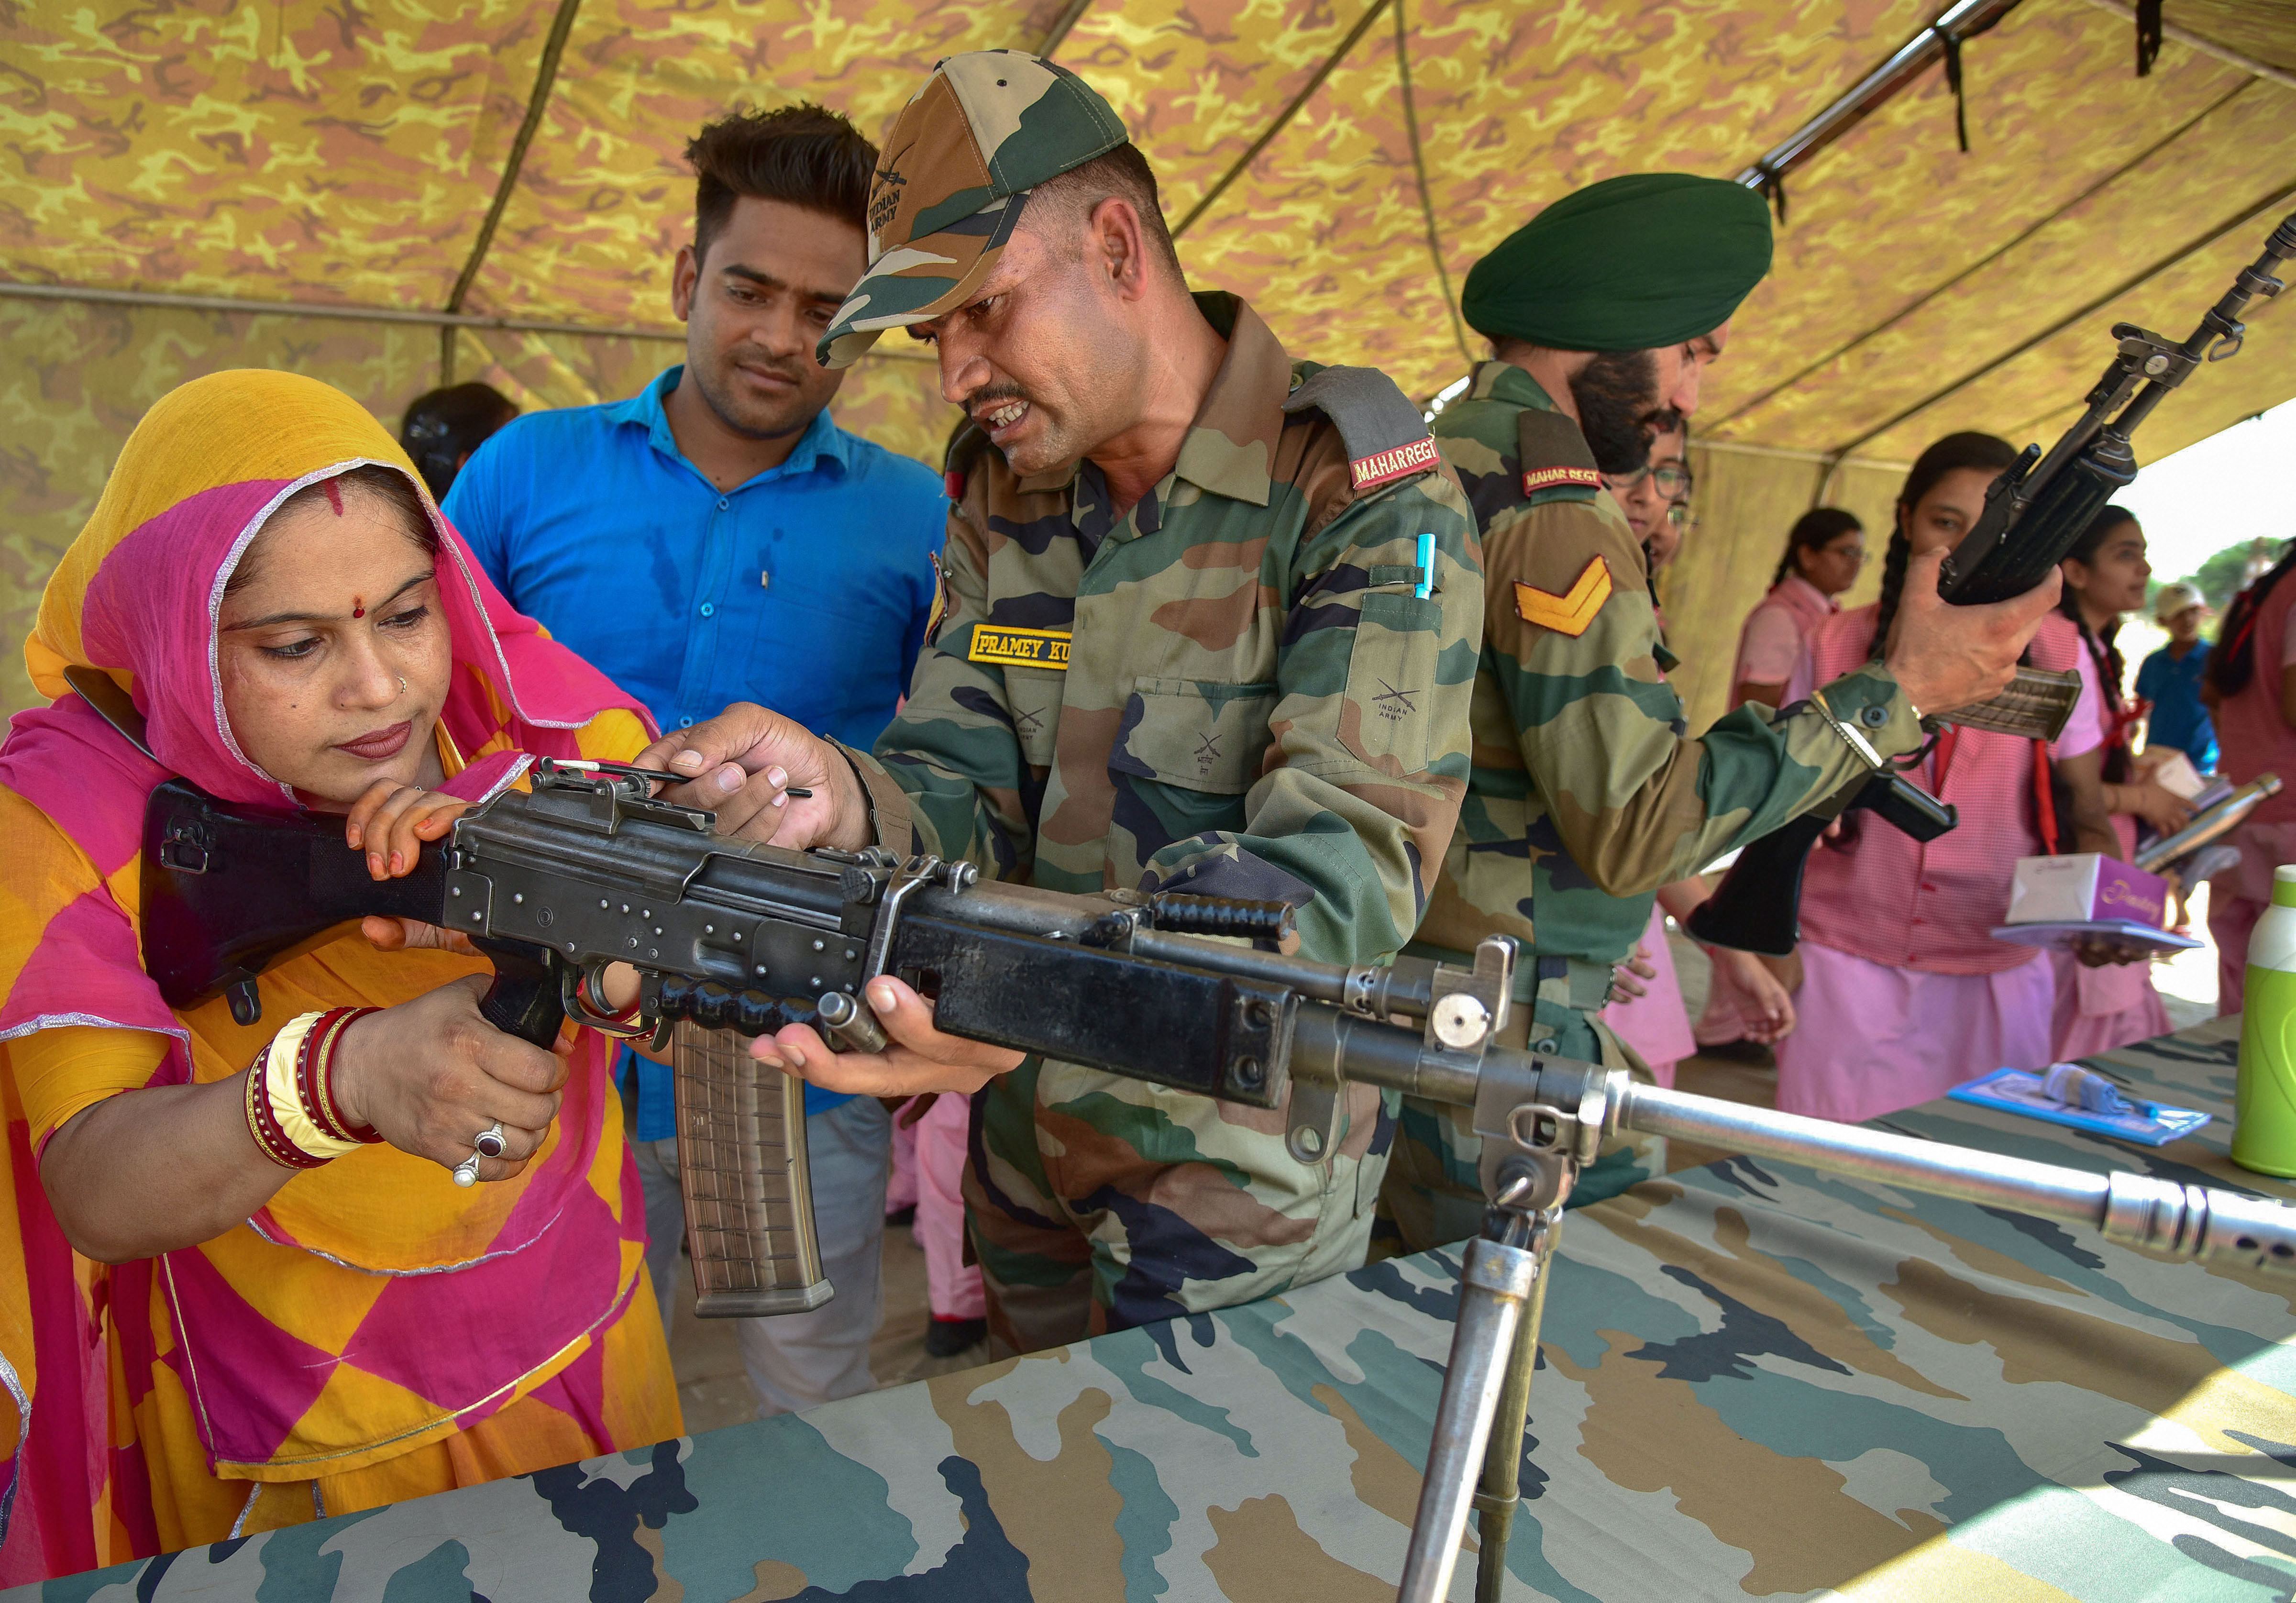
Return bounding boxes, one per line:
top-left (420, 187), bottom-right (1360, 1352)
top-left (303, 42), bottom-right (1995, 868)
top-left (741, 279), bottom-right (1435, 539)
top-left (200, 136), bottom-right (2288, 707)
top-left (967, 624), bottom-right (1071, 670)
top-left (1516, 407), bottom-right (1603, 501)
top-left (1280, 364), bottom-right (1440, 493)
top-left (1514, 556), bottom-right (1613, 637)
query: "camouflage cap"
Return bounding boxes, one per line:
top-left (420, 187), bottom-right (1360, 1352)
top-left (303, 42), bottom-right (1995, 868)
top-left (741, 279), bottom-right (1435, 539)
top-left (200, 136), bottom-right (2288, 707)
top-left (817, 51), bottom-right (1128, 368)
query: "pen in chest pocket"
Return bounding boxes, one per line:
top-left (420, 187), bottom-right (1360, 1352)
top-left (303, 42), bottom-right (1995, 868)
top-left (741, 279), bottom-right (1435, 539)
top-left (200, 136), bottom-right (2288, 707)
top-left (1415, 532), bottom-right (1435, 599)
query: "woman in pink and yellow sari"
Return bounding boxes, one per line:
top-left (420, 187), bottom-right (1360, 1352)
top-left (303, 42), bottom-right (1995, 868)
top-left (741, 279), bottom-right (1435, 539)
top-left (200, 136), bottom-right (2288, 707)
top-left (0, 370), bottom-right (681, 1582)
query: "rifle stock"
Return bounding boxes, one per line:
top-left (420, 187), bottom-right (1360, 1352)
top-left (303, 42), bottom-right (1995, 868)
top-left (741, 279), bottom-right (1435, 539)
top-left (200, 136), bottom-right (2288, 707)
top-left (1686, 773), bottom-right (1957, 955)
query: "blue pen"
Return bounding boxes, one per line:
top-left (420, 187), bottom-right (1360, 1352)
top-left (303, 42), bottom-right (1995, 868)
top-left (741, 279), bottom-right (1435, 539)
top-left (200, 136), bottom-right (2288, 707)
top-left (1415, 532), bottom-right (1435, 599)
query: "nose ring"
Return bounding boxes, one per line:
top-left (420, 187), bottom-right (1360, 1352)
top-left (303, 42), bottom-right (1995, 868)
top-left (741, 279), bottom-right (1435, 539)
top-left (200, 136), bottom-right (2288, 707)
top-left (397, 674), bottom-right (408, 697)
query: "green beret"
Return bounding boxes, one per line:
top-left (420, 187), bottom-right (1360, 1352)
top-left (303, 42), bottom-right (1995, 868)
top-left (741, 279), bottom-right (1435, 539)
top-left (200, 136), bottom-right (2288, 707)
top-left (1460, 173), bottom-right (1774, 352)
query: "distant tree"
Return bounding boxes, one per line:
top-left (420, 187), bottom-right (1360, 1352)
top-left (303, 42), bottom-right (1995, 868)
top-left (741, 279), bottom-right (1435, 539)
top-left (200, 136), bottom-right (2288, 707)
top-left (2184, 536), bottom-right (2287, 612)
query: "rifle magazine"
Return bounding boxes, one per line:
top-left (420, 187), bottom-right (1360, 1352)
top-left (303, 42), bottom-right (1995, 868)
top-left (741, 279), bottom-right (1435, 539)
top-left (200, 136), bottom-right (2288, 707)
top-left (671, 1023), bottom-right (834, 1318)
top-left (1937, 665), bottom-right (2081, 742)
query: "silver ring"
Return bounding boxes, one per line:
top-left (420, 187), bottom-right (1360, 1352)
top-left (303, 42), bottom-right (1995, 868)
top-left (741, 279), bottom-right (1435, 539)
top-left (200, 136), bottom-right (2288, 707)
top-left (452, 1153), bottom-right (481, 1187)
top-left (474, 1121), bottom-right (507, 1160)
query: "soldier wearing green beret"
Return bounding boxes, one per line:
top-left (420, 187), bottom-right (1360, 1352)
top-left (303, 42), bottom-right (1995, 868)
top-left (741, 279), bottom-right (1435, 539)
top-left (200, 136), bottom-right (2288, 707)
top-left (647, 52), bottom-right (1484, 1351)
top-left (1382, 173), bottom-right (2067, 1251)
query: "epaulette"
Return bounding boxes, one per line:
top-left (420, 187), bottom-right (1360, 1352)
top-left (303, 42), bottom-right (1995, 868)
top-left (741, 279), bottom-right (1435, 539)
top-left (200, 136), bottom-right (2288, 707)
top-left (941, 420), bottom-right (992, 502)
top-left (1281, 365), bottom-right (1441, 493)
top-left (1516, 407), bottom-right (1604, 506)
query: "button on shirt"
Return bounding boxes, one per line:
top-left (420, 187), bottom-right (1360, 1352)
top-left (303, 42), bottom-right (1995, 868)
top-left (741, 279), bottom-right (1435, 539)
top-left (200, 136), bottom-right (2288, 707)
top-left (446, 366), bottom-right (949, 1131)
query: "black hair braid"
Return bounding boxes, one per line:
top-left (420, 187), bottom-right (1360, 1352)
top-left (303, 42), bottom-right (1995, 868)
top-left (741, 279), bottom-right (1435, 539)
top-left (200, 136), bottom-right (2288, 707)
top-left (2212, 542), bottom-right (2296, 698)
top-left (1867, 528), bottom-right (1912, 663)
top-left (2061, 604), bottom-right (2130, 781)
top-left (2057, 503), bottom-right (2137, 780)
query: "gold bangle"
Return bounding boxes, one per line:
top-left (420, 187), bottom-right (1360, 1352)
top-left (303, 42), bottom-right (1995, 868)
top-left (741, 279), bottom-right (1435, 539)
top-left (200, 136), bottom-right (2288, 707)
top-left (265, 1013), bottom-right (363, 1162)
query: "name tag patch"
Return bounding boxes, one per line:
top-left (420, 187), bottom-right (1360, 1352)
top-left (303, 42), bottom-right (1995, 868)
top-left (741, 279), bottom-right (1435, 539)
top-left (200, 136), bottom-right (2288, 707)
top-left (1514, 556), bottom-right (1613, 638)
top-left (968, 625), bottom-right (1071, 670)
top-left (1522, 464), bottom-right (1605, 495)
top-left (1349, 436), bottom-right (1440, 490)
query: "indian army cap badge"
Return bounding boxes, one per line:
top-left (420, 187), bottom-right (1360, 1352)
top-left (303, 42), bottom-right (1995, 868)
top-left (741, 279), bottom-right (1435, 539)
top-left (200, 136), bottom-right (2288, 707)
top-left (817, 52), bottom-right (1128, 368)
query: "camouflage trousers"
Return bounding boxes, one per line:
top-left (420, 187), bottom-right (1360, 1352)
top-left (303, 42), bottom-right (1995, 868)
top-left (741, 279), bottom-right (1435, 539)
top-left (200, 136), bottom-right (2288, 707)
top-left (963, 1058), bottom-right (1397, 1356)
top-left (1376, 962), bottom-right (1666, 1258)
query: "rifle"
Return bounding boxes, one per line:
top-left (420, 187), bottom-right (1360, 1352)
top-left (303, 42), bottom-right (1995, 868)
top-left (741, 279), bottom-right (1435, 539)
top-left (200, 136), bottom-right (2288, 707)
top-left (1690, 208), bottom-right (2296, 957)
top-left (142, 754), bottom-right (2296, 1603)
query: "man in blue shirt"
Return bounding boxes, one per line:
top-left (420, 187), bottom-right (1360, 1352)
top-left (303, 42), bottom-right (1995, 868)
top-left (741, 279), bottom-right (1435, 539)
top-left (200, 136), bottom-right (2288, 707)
top-left (447, 104), bottom-right (948, 1417)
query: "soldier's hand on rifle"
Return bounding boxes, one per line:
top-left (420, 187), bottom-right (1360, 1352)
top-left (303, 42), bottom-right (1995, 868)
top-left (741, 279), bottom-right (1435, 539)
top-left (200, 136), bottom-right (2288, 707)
top-left (1883, 546), bottom-right (2063, 715)
top-left (637, 702), bottom-right (870, 850)
top-left (327, 974), bottom-right (571, 1183)
top-left (754, 976), bottom-right (1026, 1096)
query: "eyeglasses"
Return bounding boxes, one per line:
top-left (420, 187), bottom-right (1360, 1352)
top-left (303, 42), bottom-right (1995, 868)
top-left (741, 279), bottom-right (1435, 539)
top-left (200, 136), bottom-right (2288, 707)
top-left (1603, 463), bottom-right (1694, 500)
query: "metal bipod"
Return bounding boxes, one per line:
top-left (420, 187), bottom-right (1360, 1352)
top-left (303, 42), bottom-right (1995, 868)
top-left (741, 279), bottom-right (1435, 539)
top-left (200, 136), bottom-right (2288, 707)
top-left (1397, 1145), bottom-right (1575, 1603)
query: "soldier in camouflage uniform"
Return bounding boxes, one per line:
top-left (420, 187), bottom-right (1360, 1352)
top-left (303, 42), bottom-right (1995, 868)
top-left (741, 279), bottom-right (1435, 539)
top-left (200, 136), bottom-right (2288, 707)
top-left (648, 53), bottom-right (1483, 1352)
top-left (1383, 174), bottom-right (2068, 1250)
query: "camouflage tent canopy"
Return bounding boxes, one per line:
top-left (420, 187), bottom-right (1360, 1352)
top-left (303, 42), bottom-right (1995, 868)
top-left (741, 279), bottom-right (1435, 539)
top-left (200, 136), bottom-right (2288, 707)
top-left (4, 0), bottom-right (2294, 726)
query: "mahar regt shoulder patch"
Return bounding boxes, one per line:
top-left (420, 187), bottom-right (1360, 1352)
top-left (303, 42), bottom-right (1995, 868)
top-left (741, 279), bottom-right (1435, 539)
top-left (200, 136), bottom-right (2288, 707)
top-left (1523, 464), bottom-right (1604, 495)
top-left (967, 624), bottom-right (1071, 670)
top-left (1516, 407), bottom-right (1603, 500)
top-left (1514, 556), bottom-right (1613, 637)
top-left (1281, 365), bottom-right (1440, 493)
top-left (1350, 436), bottom-right (1441, 490)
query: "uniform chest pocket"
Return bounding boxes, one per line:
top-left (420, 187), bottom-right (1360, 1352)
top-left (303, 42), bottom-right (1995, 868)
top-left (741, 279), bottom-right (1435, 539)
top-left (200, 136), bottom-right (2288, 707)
top-left (1345, 591), bottom-right (1443, 773)
top-left (1003, 667), bottom-right (1066, 771)
top-left (1112, 678), bottom-right (1277, 795)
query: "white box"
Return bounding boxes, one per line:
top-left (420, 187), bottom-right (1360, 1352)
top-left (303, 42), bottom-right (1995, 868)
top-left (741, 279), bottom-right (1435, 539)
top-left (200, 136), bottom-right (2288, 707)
top-left (2005, 853), bottom-right (2169, 928)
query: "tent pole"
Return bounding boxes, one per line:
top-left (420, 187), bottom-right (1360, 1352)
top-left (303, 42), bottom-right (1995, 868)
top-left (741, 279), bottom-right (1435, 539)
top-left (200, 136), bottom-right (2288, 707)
top-left (1034, 0), bottom-right (1096, 59)
top-left (1391, 0), bottom-right (1473, 369)
top-left (1706, 79), bottom-right (2251, 434)
top-left (440, 0), bottom-right (587, 385)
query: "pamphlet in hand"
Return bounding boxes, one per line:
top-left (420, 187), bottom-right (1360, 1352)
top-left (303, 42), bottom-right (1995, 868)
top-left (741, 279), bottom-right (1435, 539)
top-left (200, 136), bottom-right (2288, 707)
top-left (1950, 1063), bottom-right (2210, 1146)
top-left (1988, 920), bottom-right (2202, 955)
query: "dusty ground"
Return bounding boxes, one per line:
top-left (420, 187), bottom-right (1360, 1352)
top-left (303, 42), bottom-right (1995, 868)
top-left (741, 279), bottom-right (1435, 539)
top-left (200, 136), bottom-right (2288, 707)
top-left (666, 899), bottom-right (2223, 1434)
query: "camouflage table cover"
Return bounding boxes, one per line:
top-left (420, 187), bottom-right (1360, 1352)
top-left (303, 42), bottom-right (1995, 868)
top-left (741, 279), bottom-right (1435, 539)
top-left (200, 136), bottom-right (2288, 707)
top-left (23, 1015), bottom-right (2296, 1602)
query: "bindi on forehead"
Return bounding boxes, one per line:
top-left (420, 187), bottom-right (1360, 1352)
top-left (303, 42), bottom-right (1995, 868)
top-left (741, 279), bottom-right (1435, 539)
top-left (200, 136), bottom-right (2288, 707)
top-left (352, 596), bottom-right (365, 619)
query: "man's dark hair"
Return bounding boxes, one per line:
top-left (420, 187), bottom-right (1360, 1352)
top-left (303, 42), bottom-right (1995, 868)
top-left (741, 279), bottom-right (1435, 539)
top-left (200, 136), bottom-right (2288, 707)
top-left (686, 104), bottom-right (878, 268)
top-left (399, 383), bottom-right (519, 500)
top-left (1025, 144), bottom-right (1183, 280)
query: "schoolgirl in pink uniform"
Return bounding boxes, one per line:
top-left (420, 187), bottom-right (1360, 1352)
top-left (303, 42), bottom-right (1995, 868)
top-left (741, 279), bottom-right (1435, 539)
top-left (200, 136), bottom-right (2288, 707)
top-left (2050, 508), bottom-right (2185, 1056)
top-left (1776, 433), bottom-right (2112, 1124)
top-left (2208, 546), bottom-right (2296, 1010)
top-left (1698, 508), bottom-right (1868, 1057)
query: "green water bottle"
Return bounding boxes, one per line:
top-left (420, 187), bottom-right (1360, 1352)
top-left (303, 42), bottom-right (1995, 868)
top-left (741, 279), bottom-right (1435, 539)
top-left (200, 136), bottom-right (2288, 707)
top-left (2234, 864), bottom-right (2296, 1176)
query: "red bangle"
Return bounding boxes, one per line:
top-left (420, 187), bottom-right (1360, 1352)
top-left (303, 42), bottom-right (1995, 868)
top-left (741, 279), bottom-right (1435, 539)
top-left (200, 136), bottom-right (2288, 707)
top-left (298, 1007), bottom-right (383, 1145)
top-left (244, 1054), bottom-right (326, 1171)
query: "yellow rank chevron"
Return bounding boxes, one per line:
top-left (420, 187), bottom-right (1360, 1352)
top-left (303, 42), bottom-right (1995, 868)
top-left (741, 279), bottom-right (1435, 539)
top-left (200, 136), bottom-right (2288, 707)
top-left (1513, 556), bottom-right (1613, 637)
